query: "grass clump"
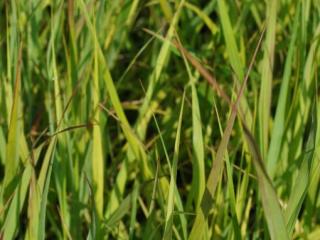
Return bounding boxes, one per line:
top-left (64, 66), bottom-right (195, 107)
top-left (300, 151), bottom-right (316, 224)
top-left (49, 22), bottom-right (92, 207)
top-left (0, 0), bottom-right (319, 239)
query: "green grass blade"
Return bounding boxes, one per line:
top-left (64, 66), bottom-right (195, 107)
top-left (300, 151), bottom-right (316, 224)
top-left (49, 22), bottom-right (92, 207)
top-left (38, 140), bottom-right (57, 240)
top-left (105, 193), bottom-right (132, 228)
top-left (242, 125), bottom-right (289, 240)
top-left (217, 0), bottom-right (244, 81)
top-left (258, 0), bottom-right (277, 158)
top-left (214, 97), bottom-right (241, 239)
top-left (1, 1), bottom-right (320, 239)
top-left (266, 5), bottom-right (300, 178)
top-left (25, 168), bottom-right (40, 240)
top-left (217, 0), bottom-right (253, 128)
top-left (306, 94), bottom-right (320, 225)
top-left (284, 100), bottom-right (317, 235)
top-left (176, 34), bottom-right (205, 211)
top-left (159, 0), bottom-right (173, 21)
top-left (1, 163), bottom-right (32, 239)
top-left (290, 23), bottom-right (320, 162)
top-left (2, 45), bottom-right (22, 200)
top-left (163, 90), bottom-right (185, 240)
top-left (183, 2), bottom-right (218, 35)
top-left (129, 181), bottom-right (140, 240)
top-left (78, 0), bottom-right (152, 180)
top-left (92, 25), bottom-right (104, 217)
top-left (190, 83), bottom-right (205, 209)
top-left (151, 98), bottom-right (188, 239)
top-left (189, 24), bottom-right (265, 240)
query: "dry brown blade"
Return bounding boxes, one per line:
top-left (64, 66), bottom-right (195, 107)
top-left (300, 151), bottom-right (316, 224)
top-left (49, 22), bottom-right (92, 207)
top-left (174, 26), bottom-right (266, 126)
top-left (142, 27), bottom-right (230, 105)
top-left (173, 39), bottom-right (232, 105)
top-left (67, 0), bottom-right (75, 30)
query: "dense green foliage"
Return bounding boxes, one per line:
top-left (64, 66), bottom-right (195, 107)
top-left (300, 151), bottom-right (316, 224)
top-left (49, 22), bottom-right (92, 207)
top-left (0, 0), bottom-right (320, 239)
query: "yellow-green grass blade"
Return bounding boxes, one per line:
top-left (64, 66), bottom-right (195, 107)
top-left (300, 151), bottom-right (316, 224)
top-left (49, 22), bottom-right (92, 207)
top-left (189, 104), bottom-right (236, 239)
top-left (217, 0), bottom-right (244, 81)
top-left (301, 0), bottom-right (312, 59)
top-left (308, 227), bottom-right (320, 240)
top-left (235, 149), bottom-right (252, 231)
top-left (48, 5), bottom-right (72, 237)
top-left (159, 0), bottom-right (173, 21)
top-left (126, 0), bottom-right (140, 28)
top-left (24, 142), bottom-right (46, 240)
top-left (183, 2), bottom-right (218, 35)
top-left (0, 128), bottom-right (6, 165)
top-left (242, 125), bottom-right (289, 240)
top-left (236, 23), bottom-right (289, 239)
top-left (129, 180), bottom-right (140, 240)
top-left (150, 100), bottom-right (188, 239)
top-left (102, 0), bottom-right (142, 69)
top-left (284, 100), bottom-right (317, 235)
top-left (0, 163), bottom-right (32, 239)
top-left (104, 90), bottom-right (166, 218)
top-left (249, 4), bottom-right (263, 28)
top-left (25, 168), bottom-right (40, 240)
top-left (187, 1), bottom-right (215, 31)
top-left (214, 96), bottom-right (241, 239)
top-left (78, 5), bottom-right (187, 235)
top-left (2, 44), bottom-right (22, 201)
top-left (306, 96), bottom-right (320, 226)
top-left (190, 79), bottom-right (205, 210)
top-left (266, 5), bottom-right (299, 178)
top-left (91, 26), bottom-right (105, 218)
top-left (105, 193), bottom-right (132, 229)
top-left (217, 0), bottom-right (253, 128)
top-left (78, 0), bottom-right (152, 180)
top-left (3, 81), bottom-right (13, 131)
top-left (290, 23), bottom-right (320, 163)
top-left (163, 89), bottom-right (185, 240)
top-left (104, 156), bottom-right (129, 218)
top-left (78, 4), bottom-right (176, 232)
top-left (62, 11), bottom-right (85, 236)
top-left (241, 190), bottom-right (253, 237)
top-left (258, 0), bottom-right (277, 158)
top-left (38, 138), bottom-right (58, 240)
top-left (176, 35), bottom-right (205, 210)
top-left (113, 35), bottom-right (171, 207)
top-left (189, 24), bottom-right (265, 240)
top-left (38, 137), bottom-right (56, 191)
top-left (5, 0), bottom-right (19, 84)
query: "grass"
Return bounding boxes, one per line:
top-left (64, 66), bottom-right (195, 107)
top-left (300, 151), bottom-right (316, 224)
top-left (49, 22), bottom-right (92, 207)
top-left (0, 0), bottom-right (319, 239)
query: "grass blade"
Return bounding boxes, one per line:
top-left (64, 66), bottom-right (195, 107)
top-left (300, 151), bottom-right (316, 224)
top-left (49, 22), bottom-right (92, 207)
top-left (91, 23), bottom-right (104, 217)
top-left (242, 125), bottom-right (289, 240)
top-left (258, 0), bottom-right (277, 158)
top-left (188, 23), bottom-right (265, 240)
top-left (163, 90), bottom-right (185, 240)
top-left (266, 5), bottom-right (299, 178)
top-left (284, 100), bottom-right (317, 235)
top-left (183, 2), bottom-right (218, 35)
top-left (2, 44), bottom-right (22, 200)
